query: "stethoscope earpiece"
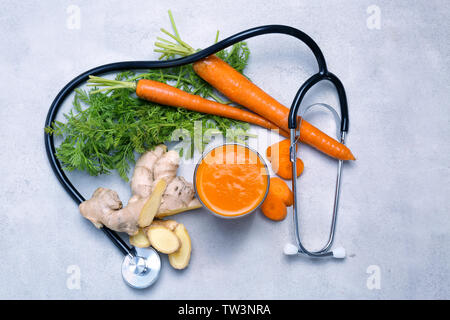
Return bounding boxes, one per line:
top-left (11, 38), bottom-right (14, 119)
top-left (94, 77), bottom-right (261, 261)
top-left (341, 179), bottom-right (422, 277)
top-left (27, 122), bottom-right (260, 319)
top-left (283, 243), bottom-right (299, 256)
top-left (332, 247), bottom-right (346, 259)
top-left (283, 243), bottom-right (346, 259)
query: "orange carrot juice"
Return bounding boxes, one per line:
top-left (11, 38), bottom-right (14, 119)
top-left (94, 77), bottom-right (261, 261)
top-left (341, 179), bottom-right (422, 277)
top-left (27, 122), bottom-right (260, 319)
top-left (194, 144), bottom-right (269, 217)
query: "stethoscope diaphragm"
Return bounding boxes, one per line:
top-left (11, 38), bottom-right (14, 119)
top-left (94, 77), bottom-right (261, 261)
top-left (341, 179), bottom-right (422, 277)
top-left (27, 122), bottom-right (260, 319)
top-left (121, 247), bottom-right (161, 289)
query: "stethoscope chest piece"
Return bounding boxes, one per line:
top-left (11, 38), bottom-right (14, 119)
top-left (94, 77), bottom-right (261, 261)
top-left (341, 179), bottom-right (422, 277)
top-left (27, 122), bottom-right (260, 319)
top-left (121, 247), bottom-right (161, 289)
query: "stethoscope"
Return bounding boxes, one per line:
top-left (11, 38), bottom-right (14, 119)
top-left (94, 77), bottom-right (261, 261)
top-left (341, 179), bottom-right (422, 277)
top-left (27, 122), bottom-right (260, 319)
top-left (44, 25), bottom-right (349, 289)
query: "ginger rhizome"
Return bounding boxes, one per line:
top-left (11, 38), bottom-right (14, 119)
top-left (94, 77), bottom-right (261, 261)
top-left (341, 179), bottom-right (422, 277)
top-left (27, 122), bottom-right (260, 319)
top-left (130, 219), bottom-right (192, 269)
top-left (79, 145), bottom-right (201, 235)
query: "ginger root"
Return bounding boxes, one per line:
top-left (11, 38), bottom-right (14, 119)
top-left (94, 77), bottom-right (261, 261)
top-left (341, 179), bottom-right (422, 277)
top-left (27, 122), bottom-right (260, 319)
top-left (79, 187), bottom-right (148, 235)
top-left (149, 219), bottom-right (179, 231)
top-left (147, 225), bottom-right (181, 254)
top-left (130, 218), bottom-right (179, 248)
top-left (129, 228), bottom-right (151, 248)
top-left (157, 176), bottom-right (202, 217)
top-left (79, 145), bottom-right (201, 235)
top-left (169, 223), bottom-right (192, 270)
top-left (129, 218), bottom-right (192, 269)
top-left (137, 179), bottom-right (167, 228)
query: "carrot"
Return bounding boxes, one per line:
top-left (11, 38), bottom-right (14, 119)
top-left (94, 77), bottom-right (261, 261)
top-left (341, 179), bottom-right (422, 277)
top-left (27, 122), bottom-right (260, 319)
top-left (88, 76), bottom-right (289, 137)
top-left (261, 177), bottom-right (293, 221)
top-left (136, 79), bottom-right (290, 136)
top-left (266, 139), bottom-right (304, 180)
top-left (193, 55), bottom-right (355, 161)
top-left (157, 10), bottom-right (355, 160)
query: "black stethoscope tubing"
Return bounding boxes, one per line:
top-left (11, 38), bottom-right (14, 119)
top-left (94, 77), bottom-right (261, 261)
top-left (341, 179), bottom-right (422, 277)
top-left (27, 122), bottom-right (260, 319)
top-left (44, 24), bottom-right (349, 257)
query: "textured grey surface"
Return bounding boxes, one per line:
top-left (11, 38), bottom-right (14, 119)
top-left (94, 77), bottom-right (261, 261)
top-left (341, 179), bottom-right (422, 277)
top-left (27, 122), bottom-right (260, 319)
top-left (0, 0), bottom-right (449, 299)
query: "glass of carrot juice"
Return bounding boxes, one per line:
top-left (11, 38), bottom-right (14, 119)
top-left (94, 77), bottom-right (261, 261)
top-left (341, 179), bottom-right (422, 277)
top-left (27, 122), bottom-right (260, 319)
top-left (194, 143), bottom-right (270, 218)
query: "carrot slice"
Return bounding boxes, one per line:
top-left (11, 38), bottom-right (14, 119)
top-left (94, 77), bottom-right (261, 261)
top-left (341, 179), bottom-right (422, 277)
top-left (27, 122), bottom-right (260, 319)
top-left (266, 139), bottom-right (304, 180)
top-left (261, 177), bottom-right (293, 221)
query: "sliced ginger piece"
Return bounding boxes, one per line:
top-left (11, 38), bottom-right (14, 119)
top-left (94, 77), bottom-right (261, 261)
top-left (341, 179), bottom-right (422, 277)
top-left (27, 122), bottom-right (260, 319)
top-left (156, 200), bottom-right (203, 218)
top-left (147, 225), bottom-right (181, 254)
top-left (129, 228), bottom-right (150, 248)
top-left (138, 179), bottom-right (167, 228)
top-left (169, 223), bottom-right (192, 270)
top-left (150, 219), bottom-right (179, 231)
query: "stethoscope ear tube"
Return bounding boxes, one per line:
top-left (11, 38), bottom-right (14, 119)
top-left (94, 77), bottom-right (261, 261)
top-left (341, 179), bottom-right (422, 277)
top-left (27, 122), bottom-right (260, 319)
top-left (288, 100), bottom-right (348, 259)
top-left (285, 52), bottom-right (350, 258)
top-left (288, 72), bottom-right (349, 132)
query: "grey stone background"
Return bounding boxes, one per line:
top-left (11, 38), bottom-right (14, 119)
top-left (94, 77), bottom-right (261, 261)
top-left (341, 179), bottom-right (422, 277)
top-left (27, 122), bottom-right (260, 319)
top-left (0, 0), bottom-right (449, 299)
